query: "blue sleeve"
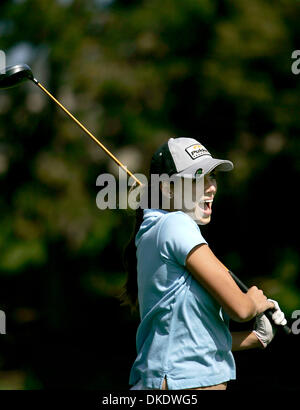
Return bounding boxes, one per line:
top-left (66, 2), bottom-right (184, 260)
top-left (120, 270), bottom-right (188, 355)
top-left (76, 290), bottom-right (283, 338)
top-left (157, 211), bottom-right (208, 266)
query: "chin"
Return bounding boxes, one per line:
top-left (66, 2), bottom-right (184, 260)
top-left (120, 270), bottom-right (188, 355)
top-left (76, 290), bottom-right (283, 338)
top-left (197, 216), bottom-right (211, 225)
top-left (183, 206), bottom-right (212, 225)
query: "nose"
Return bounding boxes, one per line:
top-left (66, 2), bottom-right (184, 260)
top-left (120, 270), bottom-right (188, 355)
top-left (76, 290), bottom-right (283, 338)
top-left (205, 178), bottom-right (217, 194)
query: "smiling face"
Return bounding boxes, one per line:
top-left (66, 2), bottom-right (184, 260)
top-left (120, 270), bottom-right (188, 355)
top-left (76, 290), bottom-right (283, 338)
top-left (178, 170), bottom-right (217, 225)
top-left (193, 171), bottom-right (217, 225)
top-left (159, 170), bottom-right (218, 223)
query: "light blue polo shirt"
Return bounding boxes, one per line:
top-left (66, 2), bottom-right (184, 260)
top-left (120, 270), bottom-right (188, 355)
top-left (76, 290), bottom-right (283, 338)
top-left (129, 209), bottom-right (236, 390)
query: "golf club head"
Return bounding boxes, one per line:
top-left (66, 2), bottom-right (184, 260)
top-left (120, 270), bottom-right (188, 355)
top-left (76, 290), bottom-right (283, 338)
top-left (0, 64), bottom-right (34, 89)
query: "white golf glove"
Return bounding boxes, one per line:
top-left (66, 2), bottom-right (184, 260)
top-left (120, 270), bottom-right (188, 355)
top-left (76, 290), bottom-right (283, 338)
top-left (252, 299), bottom-right (287, 348)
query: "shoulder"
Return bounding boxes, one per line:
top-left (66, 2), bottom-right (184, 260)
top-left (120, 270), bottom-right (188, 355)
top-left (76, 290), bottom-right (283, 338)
top-left (159, 211), bottom-right (200, 232)
top-left (157, 211), bottom-right (201, 244)
top-left (157, 211), bottom-right (207, 265)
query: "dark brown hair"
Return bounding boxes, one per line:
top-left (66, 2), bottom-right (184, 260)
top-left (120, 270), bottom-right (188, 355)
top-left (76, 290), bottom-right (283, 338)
top-left (119, 207), bottom-right (144, 313)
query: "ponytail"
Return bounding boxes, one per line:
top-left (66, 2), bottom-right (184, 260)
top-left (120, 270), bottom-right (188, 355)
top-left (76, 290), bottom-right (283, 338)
top-left (119, 207), bottom-right (144, 313)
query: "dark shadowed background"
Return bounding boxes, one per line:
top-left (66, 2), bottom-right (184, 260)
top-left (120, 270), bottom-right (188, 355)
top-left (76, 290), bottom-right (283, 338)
top-left (0, 0), bottom-right (299, 390)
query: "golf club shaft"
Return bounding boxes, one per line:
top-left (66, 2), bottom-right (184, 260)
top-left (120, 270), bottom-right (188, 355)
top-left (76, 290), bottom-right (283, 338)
top-left (35, 81), bottom-right (142, 186)
top-left (228, 269), bottom-right (291, 335)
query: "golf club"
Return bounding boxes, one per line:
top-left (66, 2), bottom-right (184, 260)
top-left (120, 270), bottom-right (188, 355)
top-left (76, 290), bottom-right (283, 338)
top-left (0, 63), bottom-right (291, 335)
top-left (228, 269), bottom-right (291, 335)
top-left (0, 64), bottom-right (142, 186)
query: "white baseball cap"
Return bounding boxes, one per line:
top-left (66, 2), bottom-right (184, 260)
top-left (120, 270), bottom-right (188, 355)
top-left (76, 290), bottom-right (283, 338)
top-left (150, 137), bottom-right (234, 178)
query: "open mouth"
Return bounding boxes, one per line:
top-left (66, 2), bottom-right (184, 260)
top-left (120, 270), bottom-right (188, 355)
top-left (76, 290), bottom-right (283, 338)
top-left (198, 199), bottom-right (213, 216)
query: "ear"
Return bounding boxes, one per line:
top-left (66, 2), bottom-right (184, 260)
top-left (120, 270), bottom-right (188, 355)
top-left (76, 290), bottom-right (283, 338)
top-left (160, 181), bottom-right (173, 199)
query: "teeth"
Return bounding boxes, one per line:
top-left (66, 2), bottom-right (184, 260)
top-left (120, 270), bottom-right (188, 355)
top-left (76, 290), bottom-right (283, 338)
top-left (199, 199), bottom-right (213, 204)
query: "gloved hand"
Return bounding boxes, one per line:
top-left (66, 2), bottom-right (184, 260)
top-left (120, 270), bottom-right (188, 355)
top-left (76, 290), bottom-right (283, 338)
top-left (252, 298), bottom-right (287, 348)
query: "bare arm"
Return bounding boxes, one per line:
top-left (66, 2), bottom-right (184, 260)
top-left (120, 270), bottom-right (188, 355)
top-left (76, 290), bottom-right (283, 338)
top-left (185, 244), bottom-right (274, 322)
top-left (231, 331), bottom-right (263, 351)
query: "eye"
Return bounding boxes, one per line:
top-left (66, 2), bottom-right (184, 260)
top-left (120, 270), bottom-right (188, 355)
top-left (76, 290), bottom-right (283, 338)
top-left (208, 172), bottom-right (217, 179)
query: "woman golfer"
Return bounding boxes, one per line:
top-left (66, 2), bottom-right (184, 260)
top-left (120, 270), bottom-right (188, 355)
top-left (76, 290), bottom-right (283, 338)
top-left (122, 137), bottom-right (286, 390)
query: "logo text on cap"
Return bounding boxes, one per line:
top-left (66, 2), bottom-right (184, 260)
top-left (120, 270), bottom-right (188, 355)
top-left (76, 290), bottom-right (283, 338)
top-left (185, 144), bottom-right (210, 160)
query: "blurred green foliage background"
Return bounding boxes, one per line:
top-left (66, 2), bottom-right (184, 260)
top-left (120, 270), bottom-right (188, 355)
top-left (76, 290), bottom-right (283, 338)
top-left (0, 0), bottom-right (299, 390)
